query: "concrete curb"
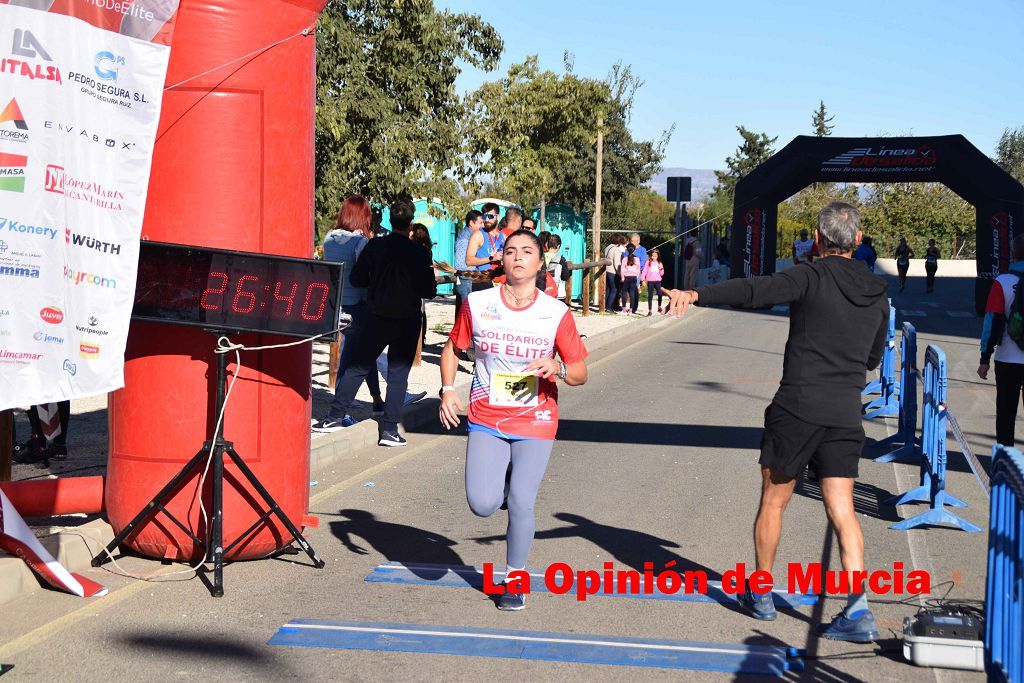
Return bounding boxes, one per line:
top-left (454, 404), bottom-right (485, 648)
top-left (0, 314), bottom-right (663, 607)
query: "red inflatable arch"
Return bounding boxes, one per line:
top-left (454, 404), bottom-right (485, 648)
top-left (106, 0), bottom-right (328, 561)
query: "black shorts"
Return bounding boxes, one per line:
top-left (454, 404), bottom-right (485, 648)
top-left (759, 403), bottom-right (863, 479)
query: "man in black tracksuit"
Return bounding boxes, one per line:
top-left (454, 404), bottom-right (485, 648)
top-left (665, 202), bottom-right (888, 643)
top-left (314, 196), bottom-right (437, 447)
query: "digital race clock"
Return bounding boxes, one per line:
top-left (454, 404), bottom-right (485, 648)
top-left (132, 241), bottom-right (343, 339)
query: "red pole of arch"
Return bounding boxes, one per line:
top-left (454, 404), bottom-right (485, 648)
top-left (106, 0), bottom-right (327, 561)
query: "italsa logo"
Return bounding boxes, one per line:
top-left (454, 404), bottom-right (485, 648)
top-left (0, 152), bottom-right (27, 192)
top-left (79, 341), bottom-right (100, 359)
top-left (822, 145), bottom-right (938, 170)
top-left (45, 165), bottom-right (125, 211)
top-left (64, 265), bottom-right (116, 288)
top-left (0, 216), bottom-right (59, 240)
top-left (66, 227), bottom-right (121, 255)
top-left (0, 97), bottom-right (28, 143)
top-left (1, 29), bottom-right (62, 84)
top-left (44, 121), bottom-right (136, 153)
top-left (94, 51), bottom-right (124, 81)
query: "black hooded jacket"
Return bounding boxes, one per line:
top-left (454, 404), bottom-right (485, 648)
top-left (695, 256), bottom-right (889, 428)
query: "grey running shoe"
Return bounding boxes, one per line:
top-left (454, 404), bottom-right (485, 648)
top-left (737, 588), bottom-right (777, 621)
top-left (497, 589), bottom-right (526, 611)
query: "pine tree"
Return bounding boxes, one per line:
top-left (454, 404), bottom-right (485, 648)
top-left (812, 100), bottom-right (835, 137)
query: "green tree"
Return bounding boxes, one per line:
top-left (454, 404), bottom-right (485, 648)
top-left (812, 100), bottom-right (835, 137)
top-left (603, 187), bottom-right (676, 235)
top-left (314, 0), bottom-right (501, 236)
top-left (996, 126), bottom-right (1024, 183)
top-left (860, 183), bottom-right (974, 259)
top-left (712, 126), bottom-right (777, 199)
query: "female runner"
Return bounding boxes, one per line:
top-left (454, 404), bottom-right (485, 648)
top-left (439, 229), bottom-right (589, 610)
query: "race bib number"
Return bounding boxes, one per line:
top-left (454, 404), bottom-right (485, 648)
top-left (490, 372), bottom-right (539, 407)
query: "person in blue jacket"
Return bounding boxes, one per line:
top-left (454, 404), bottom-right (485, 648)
top-left (853, 236), bottom-right (877, 272)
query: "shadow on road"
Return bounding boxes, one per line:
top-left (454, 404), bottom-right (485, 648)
top-left (115, 634), bottom-right (289, 675)
top-left (794, 476), bottom-right (901, 523)
top-left (555, 420), bottom-right (762, 449)
top-left (325, 508), bottom-right (465, 579)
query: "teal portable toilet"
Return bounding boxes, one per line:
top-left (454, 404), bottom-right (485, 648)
top-left (380, 199), bottom-right (456, 295)
top-left (533, 203), bottom-right (585, 300)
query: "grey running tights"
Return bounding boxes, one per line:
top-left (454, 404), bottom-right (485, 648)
top-left (465, 431), bottom-right (554, 569)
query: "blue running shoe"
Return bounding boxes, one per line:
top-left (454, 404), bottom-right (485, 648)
top-left (311, 415), bottom-right (356, 432)
top-left (497, 589), bottom-right (526, 611)
top-left (819, 609), bottom-right (879, 643)
top-left (737, 588), bottom-right (777, 621)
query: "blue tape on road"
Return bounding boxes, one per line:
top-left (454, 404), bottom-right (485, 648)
top-left (364, 562), bottom-right (817, 608)
top-left (269, 620), bottom-right (805, 676)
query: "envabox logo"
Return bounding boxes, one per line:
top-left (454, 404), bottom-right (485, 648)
top-left (45, 165), bottom-right (125, 211)
top-left (1, 29), bottom-right (62, 85)
top-left (40, 306), bottom-right (63, 324)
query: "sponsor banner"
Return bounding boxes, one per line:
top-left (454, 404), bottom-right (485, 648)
top-left (742, 208), bottom-right (764, 277)
top-left (819, 145), bottom-right (938, 174)
top-left (0, 2), bottom-right (179, 410)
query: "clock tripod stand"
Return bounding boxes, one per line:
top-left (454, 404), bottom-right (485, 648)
top-left (92, 331), bottom-right (325, 596)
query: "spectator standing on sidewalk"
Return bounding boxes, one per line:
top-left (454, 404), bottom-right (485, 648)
top-left (978, 234), bottom-right (1024, 447)
top-left (467, 202), bottom-right (505, 291)
top-left (498, 207), bottom-right (523, 239)
top-left (628, 232), bottom-right (648, 274)
top-left (641, 248), bottom-right (665, 316)
top-left (545, 234), bottom-right (571, 299)
top-left (322, 195), bottom-right (385, 413)
top-left (603, 234), bottom-right (626, 312)
top-left (619, 244), bottom-right (641, 315)
top-left (454, 210), bottom-right (483, 314)
top-left (683, 235), bottom-right (702, 290)
top-left (313, 196), bottom-right (437, 447)
top-left (853, 236), bottom-right (877, 272)
top-left (894, 238), bottom-right (913, 292)
top-left (924, 239), bottom-right (940, 293)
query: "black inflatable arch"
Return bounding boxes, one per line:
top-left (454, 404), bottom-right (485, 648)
top-left (729, 135), bottom-right (1024, 312)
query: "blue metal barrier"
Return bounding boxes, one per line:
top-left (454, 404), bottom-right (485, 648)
top-left (863, 303), bottom-right (899, 418)
top-left (863, 301), bottom-right (894, 396)
top-left (887, 344), bottom-right (980, 532)
top-left (985, 445), bottom-right (1024, 682)
top-left (874, 322), bottom-right (920, 462)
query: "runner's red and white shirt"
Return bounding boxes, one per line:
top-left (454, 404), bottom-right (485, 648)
top-left (449, 287), bottom-right (588, 440)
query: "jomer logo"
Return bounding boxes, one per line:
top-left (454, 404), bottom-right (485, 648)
top-left (1, 29), bottom-right (62, 85)
top-left (45, 165), bottom-right (125, 211)
top-left (743, 209), bottom-right (764, 278)
top-left (0, 97), bottom-right (29, 143)
top-left (991, 212), bottom-right (1014, 276)
top-left (822, 145), bottom-right (938, 171)
top-left (66, 228), bottom-right (122, 256)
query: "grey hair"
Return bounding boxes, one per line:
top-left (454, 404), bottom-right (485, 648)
top-left (630, 232), bottom-right (640, 239)
top-left (817, 202), bottom-right (861, 253)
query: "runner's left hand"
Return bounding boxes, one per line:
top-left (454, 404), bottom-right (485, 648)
top-left (524, 358), bottom-right (560, 379)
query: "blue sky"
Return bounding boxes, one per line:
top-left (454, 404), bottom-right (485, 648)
top-left (437, 0), bottom-right (1023, 170)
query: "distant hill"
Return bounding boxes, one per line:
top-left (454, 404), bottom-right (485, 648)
top-left (647, 168), bottom-right (718, 203)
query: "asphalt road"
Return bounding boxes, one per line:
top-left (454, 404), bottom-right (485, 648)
top-left (0, 271), bottom-right (996, 681)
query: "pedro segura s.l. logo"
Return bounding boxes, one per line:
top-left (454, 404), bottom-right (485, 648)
top-left (1, 29), bottom-right (62, 85)
top-left (45, 165), bottom-right (124, 211)
top-left (67, 50), bottom-right (152, 110)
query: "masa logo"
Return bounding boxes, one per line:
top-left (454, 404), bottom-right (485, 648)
top-left (33, 330), bottom-right (63, 344)
top-left (40, 306), bottom-right (64, 324)
top-left (0, 152), bottom-right (27, 192)
top-left (66, 227), bottom-right (122, 255)
top-left (45, 165), bottom-right (125, 211)
top-left (1, 29), bottom-right (62, 84)
top-left (45, 121), bottom-right (136, 153)
top-left (79, 341), bottom-right (100, 359)
top-left (0, 97), bottom-right (28, 143)
top-left (94, 51), bottom-right (125, 81)
top-left (822, 145), bottom-right (938, 170)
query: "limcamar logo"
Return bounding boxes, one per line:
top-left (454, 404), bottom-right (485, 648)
top-left (40, 306), bottom-right (63, 324)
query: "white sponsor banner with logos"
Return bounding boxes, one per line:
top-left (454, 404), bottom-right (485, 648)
top-left (0, 4), bottom-right (173, 410)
